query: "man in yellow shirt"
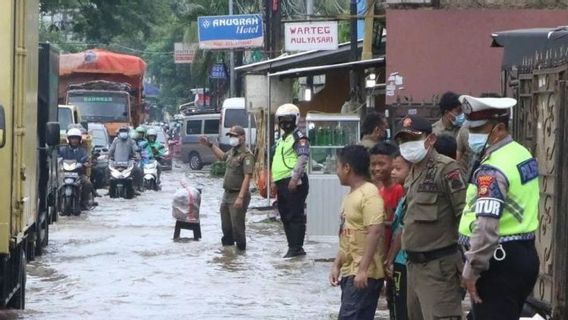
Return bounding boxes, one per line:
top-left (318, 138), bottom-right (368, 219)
top-left (329, 145), bottom-right (386, 320)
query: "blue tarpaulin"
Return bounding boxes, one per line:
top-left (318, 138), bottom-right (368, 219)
top-left (144, 82), bottom-right (160, 97)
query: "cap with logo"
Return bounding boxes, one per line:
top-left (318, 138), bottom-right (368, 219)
top-left (459, 95), bottom-right (517, 128)
top-left (394, 115), bottom-right (433, 140)
top-left (226, 125), bottom-right (246, 136)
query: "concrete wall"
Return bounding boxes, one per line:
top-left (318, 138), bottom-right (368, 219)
top-left (439, 0), bottom-right (568, 8)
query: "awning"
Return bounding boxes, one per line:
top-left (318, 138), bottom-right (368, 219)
top-left (268, 57), bottom-right (385, 79)
top-left (491, 26), bottom-right (568, 70)
top-left (236, 40), bottom-right (384, 75)
top-left (144, 81), bottom-right (160, 97)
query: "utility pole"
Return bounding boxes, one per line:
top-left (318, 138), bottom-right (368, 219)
top-left (229, 0), bottom-right (235, 97)
top-left (270, 0), bottom-right (282, 58)
top-left (306, 0), bottom-right (314, 18)
top-left (349, 0), bottom-right (358, 104)
top-left (362, 0), bottom-right (374, 60)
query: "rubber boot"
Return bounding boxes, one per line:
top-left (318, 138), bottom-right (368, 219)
top-left (282, 222), bottom-right (294, 258)
top-left (221, 236), bottom-right (235, 246)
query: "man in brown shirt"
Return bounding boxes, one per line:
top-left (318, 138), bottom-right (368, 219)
top-left (200, 126), bottom-right (255, 251)
top-left (395, 115), bottom-right (467, 320)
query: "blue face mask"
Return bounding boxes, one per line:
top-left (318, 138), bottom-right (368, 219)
top-left (452, 113), bottom-right (465, 127)
top-left (468, 133), bottom-right (489, 154)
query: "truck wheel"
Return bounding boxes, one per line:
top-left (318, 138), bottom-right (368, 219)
top-left (188, 152), bottom-right (203, 170)
top-left (7, 249), bottom-right (26, 309)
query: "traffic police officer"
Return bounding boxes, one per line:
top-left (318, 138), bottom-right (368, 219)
top-left (394, 115), bottom-right (466, 320)
top-left (458, 95), bottom-right (539, 320)
top-left (200, 125), bottom-right (255, 251)
top-left (271, 103), bottom-right (310, 258)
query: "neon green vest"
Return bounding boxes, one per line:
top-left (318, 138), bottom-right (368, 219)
top-left (459, 141), bottom-right (539, 240)
top-left (272, 134), bottom-right (298, 182)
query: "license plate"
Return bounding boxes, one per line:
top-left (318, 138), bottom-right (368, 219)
top-left (64, 172), bottom-right (79, 177)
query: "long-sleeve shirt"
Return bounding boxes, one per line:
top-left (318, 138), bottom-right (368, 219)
top-left (462, 136), bottom-right (512, 281)
top-left (109, 138), bottom-right (138, 162)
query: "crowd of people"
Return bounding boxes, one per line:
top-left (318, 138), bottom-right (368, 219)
top-left (198, 92), bottom-right (539, 320)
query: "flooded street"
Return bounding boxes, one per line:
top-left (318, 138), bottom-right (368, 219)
top-left (10, 164), bottom-right (389, 320)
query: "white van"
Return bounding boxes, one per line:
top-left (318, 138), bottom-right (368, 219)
top-left (219, 98), bottom-right (256, 151)
top-left (180, 113), bottom-right (221, 170)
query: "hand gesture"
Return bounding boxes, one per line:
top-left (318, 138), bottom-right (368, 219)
top-left (199, 136), bottom-right (210, 146)
top-left (463, 277), bottom-right (482, 304)
top-left (354, 270), bottom-right (368, 289)
top-left (288, 179), bottom-right (298, 192)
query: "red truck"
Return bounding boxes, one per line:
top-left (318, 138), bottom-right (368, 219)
top-left (59, 49), bottom-right (146, 136)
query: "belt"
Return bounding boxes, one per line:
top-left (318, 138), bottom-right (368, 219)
top-left (459, 232), bottom-right (535, 246)
top-left (406, 244), bottom-right (458, 264)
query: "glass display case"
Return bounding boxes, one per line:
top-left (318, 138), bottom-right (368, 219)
top-left (305, 112), bottom-right (361, 175)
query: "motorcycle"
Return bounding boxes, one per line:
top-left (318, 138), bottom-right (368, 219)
top-left (58, 160), bottom-right (82, 216)
top-left (142, 159), bottom-right (160, 191)
top-left (108, 160), bottom-right (136, 199)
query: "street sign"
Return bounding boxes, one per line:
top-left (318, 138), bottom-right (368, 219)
top-left (210, 63), bottom-right (228, 79)
top-left (284, 21), bottom-right (338, 51)
top-left (198, 14), bottom-right (264, 50)
top-left (174, 43), bottom-right (197, 64)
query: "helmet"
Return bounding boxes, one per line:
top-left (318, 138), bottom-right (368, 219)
top-left (118, 126), bottom-right (129, 133)
top-left (66, 128), bottom-right (83, 143)
top-left (136, 126), bottom-right (147, 134)
top-left (129, 129), bottom-right (139, 140)
top-left (147, 128), bottom-right (158, 137)
top-left (275, 103), bottom-right (300, 125)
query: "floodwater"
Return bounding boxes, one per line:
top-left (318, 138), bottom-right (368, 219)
top-left (9, 164), bottom-right (390, 320)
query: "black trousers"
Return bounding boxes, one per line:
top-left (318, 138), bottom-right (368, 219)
top-left (339, 276), bottom-right (383, 320)
top-left (390, 263), bottom-right (407, 320)
top-left (275, 175), bottom-right (309, 249)
top-left (471, 240), bottom-right (539, 320)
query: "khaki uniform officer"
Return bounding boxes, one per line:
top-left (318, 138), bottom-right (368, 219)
top-left (200, 126), bottom-right (255, 251)
top-left (394, 115), bottom-right (467, 320)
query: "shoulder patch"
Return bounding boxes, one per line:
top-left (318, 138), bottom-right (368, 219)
top-left (446, 168), bottom-right (466, 193)
top-left (517, 158), bottom-right (539, 184)
top-left (477, 175), bottom-right (495, 197)
top-left (293, 129), bottom-right (309, 141)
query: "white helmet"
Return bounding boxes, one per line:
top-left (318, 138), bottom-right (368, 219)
top-left (275, 103), bottom-right (300, 125)
top-left (147, 128), bottom-right (158, 137)
top-left (66, 128), bottom-right (83, 143)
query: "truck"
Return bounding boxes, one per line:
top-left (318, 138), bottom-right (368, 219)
top-left (0, 0), bottom-right (60, 308)
top-left (59, 49), bottom-right (146, 136)
top-left (492, 27), bottom-right (568, 319)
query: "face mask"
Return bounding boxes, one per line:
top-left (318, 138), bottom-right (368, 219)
top-left (279, 120), bottom-right (295, 131)
top-left (399, 140), bottom-right (428, 163)
top-left (452, 113), bottom-right (465, 127)
top-left (229, 137), bottom-right (240, 147)
top-left (468, 133), bottom-right (489, 154)
top-left (118, 132), bottom-right (128, 140)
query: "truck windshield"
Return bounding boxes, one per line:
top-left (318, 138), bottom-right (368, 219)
top-left (68, 93), bottom-right (129, 123)
top-left (58, 108), bottom-right (73, 131)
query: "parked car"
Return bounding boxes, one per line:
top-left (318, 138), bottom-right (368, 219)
top-left (88, 123), bottom-right (111, 189)
top-left (218, 98), bottom-right (256, 151)
top-left (180, 113), bottom-right (220, 170)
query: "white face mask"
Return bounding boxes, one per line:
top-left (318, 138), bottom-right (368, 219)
top-left (399, 140), bottom-right (428, 163)
top-left (229, 137), bottom-right (240, 147)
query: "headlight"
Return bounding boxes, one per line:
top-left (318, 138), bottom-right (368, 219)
top-left (98, 154), bottom-right (108, 161)
top-left (145, 162), bottom-right (157, 169)
top-left (63, 163), bottom-right (77, 171)
top-left (64, 178), bottom-right (75, 184)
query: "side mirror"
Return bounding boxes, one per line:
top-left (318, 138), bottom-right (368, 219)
top-left (81, 121), bottom-right (89, 131)
top-left (0, 105), bottom-right (5, 148)
top-left (46, 122), bottom-right (60, 147)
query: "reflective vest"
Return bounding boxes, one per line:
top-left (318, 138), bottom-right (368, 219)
top-left (272, 133), bottom-right (298, 182)
top-left (459, 141), bottom-right (539, 242)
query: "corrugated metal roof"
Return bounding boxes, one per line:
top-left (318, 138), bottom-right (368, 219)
top-left (268, 57), bottom-right (385, 79)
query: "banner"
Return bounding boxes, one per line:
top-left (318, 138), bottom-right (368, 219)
top-left (198, 14), bottom-right (264, 50)
top-left (174, 43), bottom-right (197, 64)
top-left (284, 21), bottom-right (338, 51)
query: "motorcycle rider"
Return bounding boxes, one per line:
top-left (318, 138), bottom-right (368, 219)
top-left (58, 128), bottom-right (94, 212)
top-left (146, 128), bottom-right (165, 185)
top-left (109, 126), bottom-right (141, 191)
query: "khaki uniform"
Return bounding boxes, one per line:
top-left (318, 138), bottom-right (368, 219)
top-left (456, 126), bottom-right (473, 173)
top-left (402, 150), bottom-right (466, 320)
top-left (220, 145), bottom-right (255, 249)
top-left (432, 118), bottom-right (459, 138)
